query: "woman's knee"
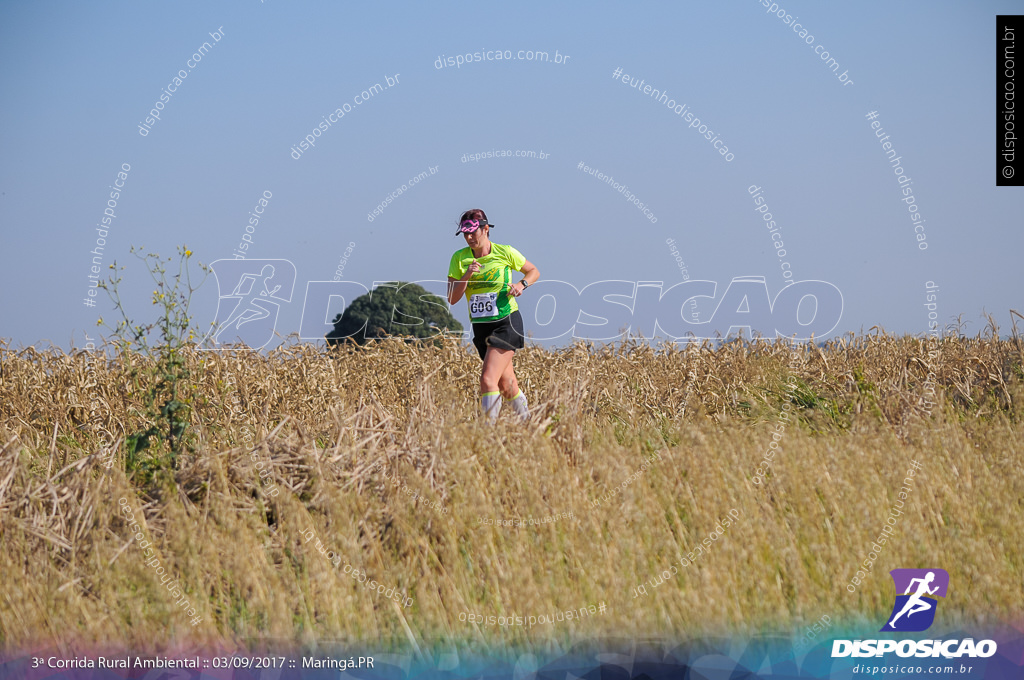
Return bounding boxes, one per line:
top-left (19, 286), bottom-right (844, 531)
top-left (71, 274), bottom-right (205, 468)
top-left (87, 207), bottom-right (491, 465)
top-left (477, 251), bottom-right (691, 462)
top-left (480, 349), bottom-right (512, 390)
top-left (498, 373), bottom-right (517, 393)
top-left (481, 368), bottom-right (502, 391)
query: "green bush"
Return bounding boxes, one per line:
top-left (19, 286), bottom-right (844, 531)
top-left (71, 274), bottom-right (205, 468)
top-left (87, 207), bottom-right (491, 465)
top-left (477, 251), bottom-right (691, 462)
top-left (326, 281), bottom-right (463, 346)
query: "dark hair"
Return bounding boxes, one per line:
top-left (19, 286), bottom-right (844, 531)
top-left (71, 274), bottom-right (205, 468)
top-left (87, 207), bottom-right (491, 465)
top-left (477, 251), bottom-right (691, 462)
top-left (458, 208), bottom-right (488, 227)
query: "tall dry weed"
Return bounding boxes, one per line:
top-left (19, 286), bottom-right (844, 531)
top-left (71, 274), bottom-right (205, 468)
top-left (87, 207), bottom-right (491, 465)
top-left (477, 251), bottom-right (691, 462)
top-left (0, 330), bottom-right (1022, 652)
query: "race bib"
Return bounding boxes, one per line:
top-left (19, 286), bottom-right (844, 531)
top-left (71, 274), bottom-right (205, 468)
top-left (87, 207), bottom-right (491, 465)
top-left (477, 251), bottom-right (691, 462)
top-left (469, 292), bottom-right (498, 319)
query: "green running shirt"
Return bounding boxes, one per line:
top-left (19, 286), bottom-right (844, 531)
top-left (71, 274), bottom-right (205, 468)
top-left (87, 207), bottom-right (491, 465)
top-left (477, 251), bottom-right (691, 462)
top-left (448, 242), bottom-right (527, 323)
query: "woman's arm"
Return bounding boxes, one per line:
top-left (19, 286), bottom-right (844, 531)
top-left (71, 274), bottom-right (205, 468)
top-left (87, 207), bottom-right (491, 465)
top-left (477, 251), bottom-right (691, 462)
top-left (448, 259), bottom-right (480, 304)
top-left (448, 260), bottom-right (479, 303)
top-left (447, 276), bottom-right (467, 304)
top-left (508, 260), bottom-right (539, 297)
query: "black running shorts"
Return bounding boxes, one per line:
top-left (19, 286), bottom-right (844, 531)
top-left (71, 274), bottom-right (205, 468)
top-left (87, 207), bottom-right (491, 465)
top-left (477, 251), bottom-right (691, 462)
top-left (472, 310), bottom-right (525, 360)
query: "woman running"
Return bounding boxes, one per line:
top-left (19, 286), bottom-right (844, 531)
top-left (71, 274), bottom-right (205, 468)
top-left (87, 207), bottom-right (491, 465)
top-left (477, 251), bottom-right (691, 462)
top-left (447, 209), bottom-right (539, 421)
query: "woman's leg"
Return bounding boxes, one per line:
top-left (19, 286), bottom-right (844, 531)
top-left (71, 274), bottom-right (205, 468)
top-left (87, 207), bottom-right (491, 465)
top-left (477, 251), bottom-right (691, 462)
top-left (497, 355), bottom-right (529, 419)
top-left (480, 347), bottom-right (515, 420)
top-left (497, 359), bottom-right (519, 399)
top-left (481, 347), bottom-right (515, 392)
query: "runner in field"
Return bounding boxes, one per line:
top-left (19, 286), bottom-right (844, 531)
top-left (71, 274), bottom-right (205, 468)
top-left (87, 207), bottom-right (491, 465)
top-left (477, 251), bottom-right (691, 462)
top-left (447, 209), bottom-right (539, 421)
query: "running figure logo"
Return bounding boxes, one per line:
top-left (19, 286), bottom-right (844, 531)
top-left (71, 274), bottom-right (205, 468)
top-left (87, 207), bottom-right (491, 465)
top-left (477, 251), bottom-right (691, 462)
top-left (204, 259), bottom-right (296, 349)
top-left (881, 568), bottom-right (949, 632)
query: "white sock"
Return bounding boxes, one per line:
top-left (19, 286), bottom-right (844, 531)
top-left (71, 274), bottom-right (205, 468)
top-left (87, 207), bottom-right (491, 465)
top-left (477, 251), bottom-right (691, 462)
top-left (509, 389), bottom-right (529, 419)
top-left (481, 391), bottom-right (502, 421)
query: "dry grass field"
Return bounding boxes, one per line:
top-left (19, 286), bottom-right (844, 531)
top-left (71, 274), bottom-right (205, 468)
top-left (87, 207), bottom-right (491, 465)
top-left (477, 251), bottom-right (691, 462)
top-left (1, 330), bottom-right (1022, 654)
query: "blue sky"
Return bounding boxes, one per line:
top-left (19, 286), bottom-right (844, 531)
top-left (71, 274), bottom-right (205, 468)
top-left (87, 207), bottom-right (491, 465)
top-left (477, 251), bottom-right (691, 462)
top-left (1, 0), bottom-right (1020, 349)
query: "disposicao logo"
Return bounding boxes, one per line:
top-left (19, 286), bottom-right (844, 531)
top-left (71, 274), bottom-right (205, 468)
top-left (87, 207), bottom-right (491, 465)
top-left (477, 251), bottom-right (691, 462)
top-left (203, 259), bottom-right (296, 350)
top-left (832, 568), bottom-right (998, 659)
top-left (881, 568), bottom-right (948, 632)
